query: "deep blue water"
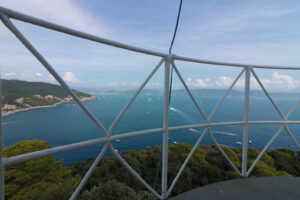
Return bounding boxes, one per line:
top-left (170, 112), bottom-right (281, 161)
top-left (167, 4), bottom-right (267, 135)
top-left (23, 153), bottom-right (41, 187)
top-left (3, 94), bottom-right (300, 165)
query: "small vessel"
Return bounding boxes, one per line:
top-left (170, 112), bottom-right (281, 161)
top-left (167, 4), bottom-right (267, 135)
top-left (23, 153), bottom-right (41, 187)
top-left (249, 140), bottom-right (252, 144)
top-left (168, 137), bottom-right (172, 140)
top-left (235, 141), bottom-right (242, 145)
top-left (115, 149), bottom-right (118, 152)
top-left (114, 139), bottom-right (120, 142)
top-left (173, 141), bottom-right (177, 144)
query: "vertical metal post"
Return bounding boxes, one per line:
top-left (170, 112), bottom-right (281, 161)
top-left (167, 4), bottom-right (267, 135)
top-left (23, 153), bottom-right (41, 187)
top-left (162, 57), bottom-right (171, 199)
top-left (0, 79), bottom-right (5, 200)
top-left (242, 67), bottom-right (250, 177)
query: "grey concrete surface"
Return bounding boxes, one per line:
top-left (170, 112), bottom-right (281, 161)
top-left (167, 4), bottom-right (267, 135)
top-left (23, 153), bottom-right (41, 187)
top-left (171, 177), bottom-right (300, 200)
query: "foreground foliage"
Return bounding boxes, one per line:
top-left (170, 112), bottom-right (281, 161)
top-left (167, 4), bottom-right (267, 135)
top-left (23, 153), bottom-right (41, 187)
top-left (3, 140), bottom-right (80, 200)
top-left (3, 140), bottom-right (300, 199)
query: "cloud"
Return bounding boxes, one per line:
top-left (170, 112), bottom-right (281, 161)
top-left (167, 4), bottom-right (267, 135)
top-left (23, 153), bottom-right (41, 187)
top-left (18, 71), bottom-right (48, 81)
top-left (1, 0), bottom-right (109, 36)
top-left (3, 71), bottom-right (54, 82)
top-left (186, 72), bottom-right (300, 91)
top-left (35, 72), bottom-right (42, 77)
top-left (63, 72), bottom-right (80, 83)
top-left (215, 76), bottom-right (234, 88)
top-left (259, 72), bottom-right (299, 90)
top-left (3, 72), bottom-right (16, 78)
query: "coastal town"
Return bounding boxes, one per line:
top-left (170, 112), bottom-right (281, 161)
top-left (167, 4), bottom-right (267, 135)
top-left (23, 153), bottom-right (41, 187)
top-left (2, 94), bottom-right (98, 117)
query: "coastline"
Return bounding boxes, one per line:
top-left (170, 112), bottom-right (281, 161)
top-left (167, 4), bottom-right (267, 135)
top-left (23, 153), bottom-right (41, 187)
top-left (2, 97), bottom-right (98, 118)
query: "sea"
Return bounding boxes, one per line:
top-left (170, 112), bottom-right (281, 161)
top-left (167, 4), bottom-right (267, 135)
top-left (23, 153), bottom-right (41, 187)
top-left (3, 93), bottom-right (300, 165)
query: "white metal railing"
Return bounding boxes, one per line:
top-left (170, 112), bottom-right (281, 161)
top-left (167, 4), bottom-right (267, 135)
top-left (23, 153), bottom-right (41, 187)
top-left (1, 6), bottom-right (300, 200)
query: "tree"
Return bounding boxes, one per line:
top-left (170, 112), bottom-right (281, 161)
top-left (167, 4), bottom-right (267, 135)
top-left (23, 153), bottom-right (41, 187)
top-left (78, 179), bottom-right (152, 200)
top-left (3, 140), bottom-right (81, 200)
top-left (269, 149), bottom-right (300, 176)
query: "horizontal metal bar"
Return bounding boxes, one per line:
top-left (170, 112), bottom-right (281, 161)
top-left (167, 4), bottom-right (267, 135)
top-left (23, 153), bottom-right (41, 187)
top-left (2, 127), bottom-right (164, 166)
top-left (168, 120), bottom-right (300, 132)
top-left (168, 121), bottom-right (245, 131)
top-left (3, 137), bottom-right (107, 166)
top-left (4, 119), bottom-right (300, 166)
top-left (169, 120), bottom-right (300, 130)
top-left (173, 55), bottom-right (300, 70)
top-left (248, 121), bottom-right (300, 124)
top-left (0, 6), bottom-right (167, 58)
top-left (111, 127), bottom-right (164, 140)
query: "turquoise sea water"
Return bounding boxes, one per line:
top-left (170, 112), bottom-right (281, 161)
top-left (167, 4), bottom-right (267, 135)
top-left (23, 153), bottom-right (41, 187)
top-left (3, 94), bottom-right (300, 165)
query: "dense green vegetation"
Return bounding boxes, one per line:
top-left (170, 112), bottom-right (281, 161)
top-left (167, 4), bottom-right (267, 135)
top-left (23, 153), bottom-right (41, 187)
top-left (3, 140), bottom-right (300, 200)
top-left (1, 79), bottom-right (91, 108)
top-left (3, 140), bottom-right (80, 200)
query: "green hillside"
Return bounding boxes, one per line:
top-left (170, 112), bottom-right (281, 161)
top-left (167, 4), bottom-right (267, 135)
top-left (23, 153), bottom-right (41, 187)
top-left (1, 79), bottom-right (93, 109)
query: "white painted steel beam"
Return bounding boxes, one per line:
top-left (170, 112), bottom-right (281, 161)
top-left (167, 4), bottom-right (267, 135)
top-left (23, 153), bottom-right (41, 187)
top-left (172, 55), bottom-right (300, 70)
top-left (171, 61), bottom-right (208, 121)
top-left (208, 69), bottom-right (245, 121)
top-left (108, 58), bottom-right (164, 136)
top-left (208, 130), bottom-right (241, 175)
top-left (4, 120), bottom-right (300, 167)
top-left (246, 99), bottom-right (300, 176)
top-left (251, 69), bottom-right (285, 119)
top-left (3, 128), bottom-right (164, 166)
top-left (70, 144), bottom-right (108, 200)
top-left (167, 128), bottom-right (208, 196)
top-left (1, 5), bottom-right (300, 199)
top-left (162, 57), bottom-right (171, 199)
top-left (0, 6), bottom-right (167, 58)
top-left (109, 144), bottom-right (162, 200)
top-left (247, 126), bottom-right (284, 176)
top-left (0, 14), bottom-right (109, 138)
top-left (242, 67), bottom-right (250, 176)
top-left (284, 125), bottom-right (300, 149)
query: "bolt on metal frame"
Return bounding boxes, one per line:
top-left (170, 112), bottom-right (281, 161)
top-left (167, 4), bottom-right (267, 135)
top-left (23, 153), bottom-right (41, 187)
top-left (1, 6), bottom-right (300, 200)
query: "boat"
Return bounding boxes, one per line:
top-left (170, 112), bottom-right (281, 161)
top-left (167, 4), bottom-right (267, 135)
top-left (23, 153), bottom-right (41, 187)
top-left (114, 139), bottom-right (120, 142)
top-left (173, 141), bottom-right (177, 144)
top-left (249, 140), bottom-right (252, 144)
top-left (235, 141), bottom-right (242, 145)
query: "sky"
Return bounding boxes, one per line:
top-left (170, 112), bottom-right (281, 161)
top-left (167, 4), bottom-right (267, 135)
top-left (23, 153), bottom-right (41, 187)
top-left (1, 0), bottom-right (300, 91)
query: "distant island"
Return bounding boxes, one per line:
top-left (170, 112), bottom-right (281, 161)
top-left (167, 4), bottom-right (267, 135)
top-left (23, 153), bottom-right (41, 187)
top-left (1, 79), bottom-right (98, 117)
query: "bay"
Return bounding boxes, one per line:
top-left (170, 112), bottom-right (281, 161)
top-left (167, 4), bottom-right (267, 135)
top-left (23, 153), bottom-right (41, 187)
top-left (3, 94), bottom-right (300, 165)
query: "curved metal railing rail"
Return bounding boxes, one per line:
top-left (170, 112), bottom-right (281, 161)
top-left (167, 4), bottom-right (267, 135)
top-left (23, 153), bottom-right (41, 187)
top-left (1, 6), bottom-right (300, 200)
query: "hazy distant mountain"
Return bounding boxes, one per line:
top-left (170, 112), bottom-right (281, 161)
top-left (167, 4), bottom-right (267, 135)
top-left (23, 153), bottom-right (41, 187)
top-left (97, 88), bottom-right (300, 98)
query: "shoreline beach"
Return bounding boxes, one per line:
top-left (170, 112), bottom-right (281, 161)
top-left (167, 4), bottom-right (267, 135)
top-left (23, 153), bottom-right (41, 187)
top-left (2, 97), bottom-right (98, 118)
